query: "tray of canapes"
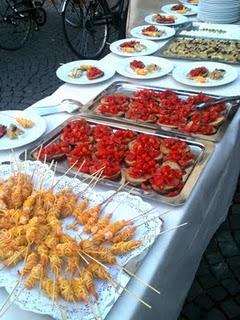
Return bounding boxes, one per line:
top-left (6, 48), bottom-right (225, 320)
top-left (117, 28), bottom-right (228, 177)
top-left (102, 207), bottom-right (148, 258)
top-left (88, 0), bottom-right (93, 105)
top-left (0, 160), bottom-right (163, 319)
top-left (156, 36), bottom-right (240, 64)
top-left (82, 82), bottom-right (238, 142)
top-left (20, 116), bottom-right (214, 206)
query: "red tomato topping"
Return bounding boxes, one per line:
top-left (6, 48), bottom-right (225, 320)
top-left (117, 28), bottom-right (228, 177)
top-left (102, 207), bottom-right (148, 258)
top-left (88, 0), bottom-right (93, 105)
top-left (97, 89), bottom-right (225, 136)
top-left (188, 67), bottom-right (209, 78)
top-left (150, 165), bottom-right (183, 190)
top-left (164, 148), bottom-right (194, 168)
top-left (37, 141), bottom-right (71, 160)
top-left (120, 40), bottom-right (140, 48)
top-left (86, 67), bottom-right (104, 80)
top-left (142, 25), bottom-right (158, 32)
top-left (130, 60), bottom-right (145, 69)
top-left (154, 14), bottom-right (175, 23)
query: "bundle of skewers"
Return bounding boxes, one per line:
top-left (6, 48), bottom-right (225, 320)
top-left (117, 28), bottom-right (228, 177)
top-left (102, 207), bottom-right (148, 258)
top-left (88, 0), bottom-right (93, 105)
top-left (0, 159), bottom-right (176, 320)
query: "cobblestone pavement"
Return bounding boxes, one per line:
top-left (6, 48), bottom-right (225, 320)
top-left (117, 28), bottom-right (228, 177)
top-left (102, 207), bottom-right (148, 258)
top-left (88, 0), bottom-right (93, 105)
top-left (0, 2), bottom-right (78, 111)
top-left (179, 179), bottom-right (240, 320)
top-left (1, 4), bottom-right (240, 320)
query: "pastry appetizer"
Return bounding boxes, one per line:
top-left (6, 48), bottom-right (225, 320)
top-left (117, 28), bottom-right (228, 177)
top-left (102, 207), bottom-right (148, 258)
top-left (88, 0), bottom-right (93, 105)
top-left (142, 25), bottom-right (166, 37)
top-left (152, 14), bottom-right (176, 24)
top-left (119, 40), bottom-right (147, 53)
top-left (130, 60), bottom-right (160, 75)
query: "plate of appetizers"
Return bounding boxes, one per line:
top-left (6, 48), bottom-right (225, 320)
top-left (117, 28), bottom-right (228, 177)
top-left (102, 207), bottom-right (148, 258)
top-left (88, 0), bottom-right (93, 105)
top-left (180, 0), bottom-right (199, 5)
top-left (109, 38), bottom-right (159, 56)
top-left (130, 25), bottom-right (175, 41)
top-left (145, 13), bottom-right (188, 26)
top-left (0, 110), bottom-right (46, 150)
top-left (172, 61), bottom-right (238, 87)
top-left (162, 3), bottom-right (198, 16)
top-left (116, 56), bottom-right (173, 79)
top-left (56, 60), bottom-right (115, 84)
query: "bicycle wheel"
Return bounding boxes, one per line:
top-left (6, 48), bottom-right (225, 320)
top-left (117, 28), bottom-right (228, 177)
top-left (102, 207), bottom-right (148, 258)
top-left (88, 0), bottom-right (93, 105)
top-left (0, 1), bottom-right (32, 50)
top-left (62, 0), bottom-right (109, 59)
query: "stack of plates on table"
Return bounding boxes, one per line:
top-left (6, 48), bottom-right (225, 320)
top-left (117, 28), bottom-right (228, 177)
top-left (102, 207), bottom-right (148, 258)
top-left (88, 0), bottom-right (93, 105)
top-left (198, 0), bottom-right (240, 24)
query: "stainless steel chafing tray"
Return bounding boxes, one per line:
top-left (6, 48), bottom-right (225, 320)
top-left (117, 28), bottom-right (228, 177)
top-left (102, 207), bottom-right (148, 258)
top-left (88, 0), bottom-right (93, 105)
top-left (20, 115), bottom-right (214, 206)
top-left (155, 36), bottom-right (240, 65)
top-left (81, 81), bottom-right (238, 142)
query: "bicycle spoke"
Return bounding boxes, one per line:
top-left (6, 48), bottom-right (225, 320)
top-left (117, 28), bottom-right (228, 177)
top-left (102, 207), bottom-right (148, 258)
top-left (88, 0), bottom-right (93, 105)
top-left (62, 0), bottom-right (108, 59)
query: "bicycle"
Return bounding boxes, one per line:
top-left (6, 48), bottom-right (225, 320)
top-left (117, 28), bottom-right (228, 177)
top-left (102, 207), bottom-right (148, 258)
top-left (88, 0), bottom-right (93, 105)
top-left (62, 0), bottom-right (129, 59)
top-left (0, 0), bottom-right (63, 50)
top-left (0, 0), bottom-right (129, 58)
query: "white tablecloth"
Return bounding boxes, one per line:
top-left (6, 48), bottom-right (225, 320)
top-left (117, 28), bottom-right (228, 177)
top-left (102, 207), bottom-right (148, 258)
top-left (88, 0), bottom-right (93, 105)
top-left (1, 47), bottom-right (240, 320)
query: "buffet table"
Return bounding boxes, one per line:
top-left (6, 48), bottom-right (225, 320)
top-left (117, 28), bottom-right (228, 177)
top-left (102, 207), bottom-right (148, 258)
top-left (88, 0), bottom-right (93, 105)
top-left (1, 38), bottom-right (240, 320)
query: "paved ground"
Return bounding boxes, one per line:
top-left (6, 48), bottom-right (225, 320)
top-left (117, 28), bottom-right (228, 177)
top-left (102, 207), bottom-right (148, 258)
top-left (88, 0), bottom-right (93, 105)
top-left (0, 3), bottom-right (240, 320)
top-left (0, 2), bottom-right (77, 111)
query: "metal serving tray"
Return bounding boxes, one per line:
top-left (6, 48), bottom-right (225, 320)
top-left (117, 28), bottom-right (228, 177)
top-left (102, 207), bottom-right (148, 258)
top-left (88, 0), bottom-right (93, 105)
top-left (177, 22), bottom-right (240, 41)
top-left (20, 115), bottom-right (214, 206)
top-left (156, 36), bottom-right (240, 65)
top-left (81, 81), bottom-right (238, 142)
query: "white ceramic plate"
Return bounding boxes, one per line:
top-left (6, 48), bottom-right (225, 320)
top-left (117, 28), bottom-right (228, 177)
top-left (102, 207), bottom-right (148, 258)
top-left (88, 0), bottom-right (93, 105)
top-left (109, 38), bottom-right (159, 57)
top-left (180, 0), bottom-right (199, 5)
top-left (172, 61), bottom-right (238, 87)
top-left (145, 13), bottom-right (188, 26)
top-left (56, 60), bottom-right (115, 84)
top-left (130, 25), bottom-right (175, 40)
top-left (116, 56), bottom-right (173, 79)
top-left (162, 3), bottom-right (198, 16)
top-left (0, 110), bottom-right (46, 150)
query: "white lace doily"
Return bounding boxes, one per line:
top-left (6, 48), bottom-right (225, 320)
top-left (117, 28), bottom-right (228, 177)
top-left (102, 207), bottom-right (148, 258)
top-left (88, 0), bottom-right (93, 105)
top-left (0, 161), bottom-right (163, 320)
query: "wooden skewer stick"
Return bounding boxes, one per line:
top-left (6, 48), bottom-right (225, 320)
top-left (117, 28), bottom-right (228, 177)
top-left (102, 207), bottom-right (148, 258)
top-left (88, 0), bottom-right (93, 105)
top-left (0, 244), bottom-right (30, 313)
top-left (51, 160), bottom-right (79, 190)
top-left (73, 159), bottom-right (86, 178)
top-left (31, 144), bottom-right (43, 180)
top-left (108, 277), bottom-right (152, 309)
top-left (78, 250), bottom-right (108, 270)
top-left (129, 207), bottom-right (157, 222)
top-left (10, 160), bottom-right (16, 177)
top-left (0, 247), bottom-right (27, 271)
top-left (79, 251), bottom-right (152, 309)
top-left (81, 248), bottom-right (160, 295)
top-left (0, 284), bottom-right (25, 318)
top-left (81, 166), bottom-right (106, 184)
top-left (0, 280), bottom-right (21, 314)
top-left (50, 162), bottom-right (58, 190)
top-left (77, 169), bottom-right (105, 198)
top-left (121, 266), bottom-right (160, 294)
top-left (78, 251), bottom-right (90, 265)
top-left (82, 167), bottom-right (106, 195)
top-left (38, 156), bottom-right (54, 190)
top-left (54, 301), bottom-right (68, 320)
top-left (38, 154), bottom-right (48, 189)
top-left (100, 182), bottom-right (129, 209)
top-left (10, 149), bottom-right (20, 173)
top-left (136, 219), bottom-right (188, 231)
top-left (62, 159), bottom-right (87, 194)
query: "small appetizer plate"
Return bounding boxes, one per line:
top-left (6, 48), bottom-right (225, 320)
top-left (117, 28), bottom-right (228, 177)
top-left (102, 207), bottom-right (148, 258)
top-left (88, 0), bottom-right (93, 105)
top-left (56, 60), bottom-right (115, 84)
top-left (130, 25), bottom-right (175, 41)
top-left (109, 38), bottom-right (159, 57)
top-left (162, 3), bottom-right (198, 16)
top-left (0, 110), bottom-right (46, 151)
top-left (116, 56), bottom-right (173, 80)
top-left (145, 13), bottom-right (188, 26)
top-left (172, 61), bottom-right (238, 87)
top-left (180, 0), bottom-right (199, 5)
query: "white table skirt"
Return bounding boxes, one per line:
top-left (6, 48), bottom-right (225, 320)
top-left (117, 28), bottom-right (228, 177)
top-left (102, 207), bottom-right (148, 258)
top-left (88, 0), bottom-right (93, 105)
top-left (1, 48), bottom-right (240, 319)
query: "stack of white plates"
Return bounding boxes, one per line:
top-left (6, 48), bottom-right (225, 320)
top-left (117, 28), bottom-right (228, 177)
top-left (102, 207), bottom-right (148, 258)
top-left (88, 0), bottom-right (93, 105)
top-left (198, 0), bottom-right (240, 24)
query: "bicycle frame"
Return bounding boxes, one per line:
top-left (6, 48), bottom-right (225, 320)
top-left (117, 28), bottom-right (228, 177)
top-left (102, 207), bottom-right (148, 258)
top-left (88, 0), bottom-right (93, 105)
top-left (61, 0), bottom-right (126, 22)
top-left (2, 0), bottom-right (36, 17)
